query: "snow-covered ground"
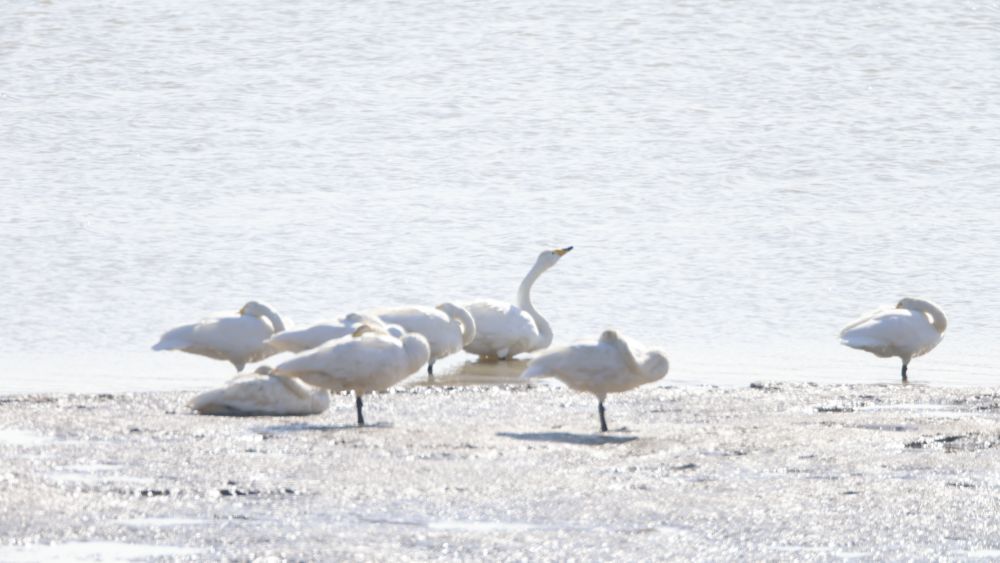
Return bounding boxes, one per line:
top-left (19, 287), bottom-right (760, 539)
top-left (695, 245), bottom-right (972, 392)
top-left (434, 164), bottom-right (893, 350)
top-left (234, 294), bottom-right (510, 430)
top-left (2, 382), bottom-right (999, 560)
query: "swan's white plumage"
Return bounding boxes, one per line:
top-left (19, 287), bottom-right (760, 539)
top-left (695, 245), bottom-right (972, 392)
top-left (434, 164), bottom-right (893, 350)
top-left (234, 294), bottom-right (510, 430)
top-left (461, 300), bottom-right (538, 359)
top-left (152, 301), bottom-right (286, 372)
top-left (273, 328), bottom-right (429, 416)
top-left (522, 330), bottom-right (669, 401)
top-left (522, 330), bottom-right (669, 431)
top-left (840, 297), bottom-right (947, 378)
top-left (188, 366), bottom-right (329, 416)
top-left (266, 313), bottom-right (401, 354)
top-left (463, 247), bottom-right (572, 359)
top-left (370, 303), bottom-right (476, 370)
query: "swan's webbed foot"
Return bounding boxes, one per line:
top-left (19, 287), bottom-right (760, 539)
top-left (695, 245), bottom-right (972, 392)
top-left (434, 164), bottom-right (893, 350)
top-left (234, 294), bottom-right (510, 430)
top-left (356, 394), bottom-right (365, 426)
top-left (598, 401), bottom-right (608, 432)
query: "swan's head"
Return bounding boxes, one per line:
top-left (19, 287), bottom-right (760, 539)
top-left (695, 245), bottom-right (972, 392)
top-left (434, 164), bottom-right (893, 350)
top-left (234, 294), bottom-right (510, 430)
top-left (535, 246), bottom-right (573, 269)
top-left (253, 365), bottom-right (273, 375)
top-left (239, 301), bottom-right (270, 317)
top-left (599, 329), bottom-right (620, 344)
top-left (352, 324), bottom-right (380, 338)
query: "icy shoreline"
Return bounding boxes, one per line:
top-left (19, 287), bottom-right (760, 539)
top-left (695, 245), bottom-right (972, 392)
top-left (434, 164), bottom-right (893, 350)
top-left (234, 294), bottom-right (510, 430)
top-left (2, 382), bottom-right (999, 560)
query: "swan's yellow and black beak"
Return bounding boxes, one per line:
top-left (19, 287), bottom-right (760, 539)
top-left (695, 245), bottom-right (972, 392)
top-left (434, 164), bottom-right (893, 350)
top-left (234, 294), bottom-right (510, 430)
top-left (238, 306), bottom-right (246, 315)
top-left (553, 246), bottom-right (573, 256)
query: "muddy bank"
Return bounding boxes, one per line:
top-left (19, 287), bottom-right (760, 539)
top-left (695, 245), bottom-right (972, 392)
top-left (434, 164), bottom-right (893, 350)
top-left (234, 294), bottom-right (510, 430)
top-left (2, 382), bottom-right (999, 560)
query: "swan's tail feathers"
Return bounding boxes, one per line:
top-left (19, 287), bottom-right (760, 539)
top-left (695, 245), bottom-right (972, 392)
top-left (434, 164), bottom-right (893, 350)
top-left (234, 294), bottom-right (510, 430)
top-left (152, 337), bottom-right (187, 351)
top-left (152, 325), bottom-right (194, 351)
top-left (520, 359), bottom-right (556, 380)
top-left (839, 334), bottom-right (891, 357)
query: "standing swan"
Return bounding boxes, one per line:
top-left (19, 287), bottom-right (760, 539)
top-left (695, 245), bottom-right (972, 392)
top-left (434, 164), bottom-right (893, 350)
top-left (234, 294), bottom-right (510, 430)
top-left (368, 303), bottom-right (476, 375)
top-left (463, 247), bottom-right (573, 360)
top-left (840, 297), bottom-right (948, 382)
top-left (266, 313), bottom-right (402, 354)
top-left (188, 366), bottom-right (330, 416)
top-left (152, 301), bottom-right (286, 372)
top-left (521, 330), bottom-right (669, 432)
top-left (273, 326), bottom-right (430, 426)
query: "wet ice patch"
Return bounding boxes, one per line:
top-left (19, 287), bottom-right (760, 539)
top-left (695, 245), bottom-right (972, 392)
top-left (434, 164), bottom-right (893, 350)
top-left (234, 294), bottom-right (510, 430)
top-left (46, 464), bottom-right (153, 485)
top-left (0, 429), bottom-right (53, 446)
top-left (0, 542), bottom-right (201, 561)
top-left (428, 520), bottom-right (543, 533)
top-left (118, 517), bottom-right (208, 527)
top-left (858, 404), bottom-right (973, 419)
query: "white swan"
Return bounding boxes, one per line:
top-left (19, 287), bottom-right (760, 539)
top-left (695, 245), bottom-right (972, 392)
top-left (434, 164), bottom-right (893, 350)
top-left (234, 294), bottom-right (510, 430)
top-left (521, 330), bottom-right (669, 432)
top-left (273, 325), bottom-right (430, 426)
top-left (368, 303), bottom-right (476, 375)
top-left (188, 366), bottom-right (330, 416)
top-left (266, 312), bottom-right (403, 354)
top-left (463, 247), bottom-right (572, 360)
top-left (840, 297), bottom-right (948, 382)
top-left (152, 301), bottom-right (286, 372)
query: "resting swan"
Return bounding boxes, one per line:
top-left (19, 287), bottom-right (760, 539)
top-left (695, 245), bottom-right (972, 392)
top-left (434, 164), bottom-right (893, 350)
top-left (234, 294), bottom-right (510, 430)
top-left (152, 301), bottom-right (286, 372)
top-left (521, 330), bottom-right (669, 432)
top-left (266, 312), bottom-right (403, 354)
top-left (368, 303), bottom-right (476, 375)
top-left (463, 247), bottom-right (572, 360)
top-left (273, 325), bottom-right (430, 426)
top-left (840, 297), bottom-right (947, 382)
top-left (188, 366), bottom-right (330, 416)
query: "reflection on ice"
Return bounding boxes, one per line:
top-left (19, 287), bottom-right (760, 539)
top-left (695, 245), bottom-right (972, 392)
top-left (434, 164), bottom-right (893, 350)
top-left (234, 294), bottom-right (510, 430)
top-left (407, 357), bottom-right (529, 387)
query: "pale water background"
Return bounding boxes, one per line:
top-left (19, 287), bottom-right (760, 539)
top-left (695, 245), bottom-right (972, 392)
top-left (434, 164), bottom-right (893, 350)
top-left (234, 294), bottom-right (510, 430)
top-left (2, 0), bottom-right (999, 394)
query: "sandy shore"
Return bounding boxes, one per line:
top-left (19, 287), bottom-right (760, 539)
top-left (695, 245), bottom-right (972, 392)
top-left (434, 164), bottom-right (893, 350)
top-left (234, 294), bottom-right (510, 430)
top-left (2, 381), bottom-right (1000, 561)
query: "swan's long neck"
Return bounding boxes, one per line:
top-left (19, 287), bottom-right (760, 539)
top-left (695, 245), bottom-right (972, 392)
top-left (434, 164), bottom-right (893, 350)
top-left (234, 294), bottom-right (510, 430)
top-left (517, 262), bottom-right (553, 350)
top-left (437, 303), bottom-right (477, 347)
top-left (257, 305), bottom-right (286, 333)
top-left (913, 300), bottom-right (948, 334)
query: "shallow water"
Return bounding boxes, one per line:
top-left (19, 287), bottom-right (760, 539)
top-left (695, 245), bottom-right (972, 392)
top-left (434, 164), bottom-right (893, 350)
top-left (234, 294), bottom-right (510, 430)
top-left (2, 0), bottom-right (999, 393)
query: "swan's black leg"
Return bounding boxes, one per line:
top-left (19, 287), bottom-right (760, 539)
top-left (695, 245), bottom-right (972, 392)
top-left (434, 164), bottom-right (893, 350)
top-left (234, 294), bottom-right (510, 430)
top-left (427, 362), bottom-right (434, 375)
top-left (599, 401), bottom-right (608, 432)
top-left (356, 394), bottom-right (365, 426)
top-left (901, 363), bottom-right (908, 383)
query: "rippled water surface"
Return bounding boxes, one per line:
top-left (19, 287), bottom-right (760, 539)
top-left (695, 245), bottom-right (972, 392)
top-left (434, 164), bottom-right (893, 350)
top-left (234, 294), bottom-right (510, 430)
top-left (2, 0), bottom-right (999, 393)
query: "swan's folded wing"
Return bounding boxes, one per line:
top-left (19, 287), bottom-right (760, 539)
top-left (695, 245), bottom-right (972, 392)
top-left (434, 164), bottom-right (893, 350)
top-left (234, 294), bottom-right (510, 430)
top-left (840, 309), bottom-right (938, 356)
top-left (267, 324), bottom-right (353, 353)
top-left (464, 300), bottom-right (537, 355)
top-left (273, 335), bottom-right (406, 390)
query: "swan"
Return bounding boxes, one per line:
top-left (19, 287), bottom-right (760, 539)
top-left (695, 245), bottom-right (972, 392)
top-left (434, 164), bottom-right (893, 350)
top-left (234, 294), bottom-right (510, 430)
top-left (463, 247), bottom-right (572, 360)
top-left (272, 325), bottom-right (430, 426)
top-left (266, 312), bottom-right (403, 354)
top-left (839, 297), bottom-right (947, 382)
top-left (521, 330), bottom-right (669, 432)
top-left (152, 301), bottom-right (286, 372)
top-left (188, 366), bottom-right (330, 416)
top-left (368, 303), bottom-right (476, 375)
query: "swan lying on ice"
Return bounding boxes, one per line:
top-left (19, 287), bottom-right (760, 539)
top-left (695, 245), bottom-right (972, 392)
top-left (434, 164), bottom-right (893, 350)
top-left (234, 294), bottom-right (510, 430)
top-left (188, 366), bottom-right (329, 416)
top-left (463, 247), bottom-right (572, 360)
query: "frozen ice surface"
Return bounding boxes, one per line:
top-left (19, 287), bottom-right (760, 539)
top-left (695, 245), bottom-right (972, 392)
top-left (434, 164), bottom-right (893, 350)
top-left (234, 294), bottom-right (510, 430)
top-left (1, 383), bottom-right (999, 560)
